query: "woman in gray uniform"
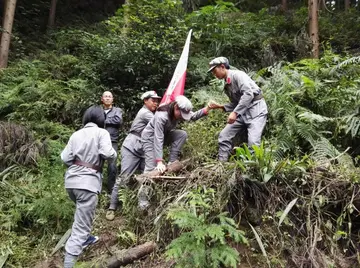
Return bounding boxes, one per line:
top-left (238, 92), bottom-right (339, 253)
top-left (61, 106), bottom-right (117, 268)
top-left (106, 91), bottom-right (161, 221)
top-left (138, 95), bottom-right (212, 209)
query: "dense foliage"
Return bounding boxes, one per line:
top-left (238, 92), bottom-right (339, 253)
top-left (0, 0), bottom-right (359, 266)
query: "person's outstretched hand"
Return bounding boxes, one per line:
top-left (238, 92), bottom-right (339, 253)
top-left (155, 161), bottom-right (166, 173)
top-left (207, 100), bottom-right (223, 110)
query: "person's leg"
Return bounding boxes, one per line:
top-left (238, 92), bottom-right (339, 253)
top-left (64, 189), bottom-right (98, 268)
top-left (137, 182), bottom-right (153, 210)
top-left (139, 158), bottom-right (145, 173)
top-left (108, 146), bottom-right (141, 211)
top-left (247, 114), bottom-right (267, 149)
top-left (218, 118), bottom-right (246, 161)
top-left (143, 140), bottom-right (157, 172)
top-left (107, 142), bottom-right (118, 192)
top-left (138, 142), bottom-right (156, 210)
top-left (167, 130), bottom-right (188, 163)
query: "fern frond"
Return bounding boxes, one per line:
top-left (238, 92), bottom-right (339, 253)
top-left (331, 56), bottom-right (360, 73)
top-left (311, 137), bottom-right (339, 161)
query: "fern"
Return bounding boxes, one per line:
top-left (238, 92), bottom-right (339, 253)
top-left (331, 56), bottom-right (360, 72)
top-left (166, 188), bottom-right (248, 268)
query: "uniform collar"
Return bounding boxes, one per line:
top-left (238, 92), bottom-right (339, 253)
top-left (226, 76), bottom-right (231, 84)
top-left (84, 122), bottom-right (98, 128)
top-left (225, 70), bottom-right (233, 84)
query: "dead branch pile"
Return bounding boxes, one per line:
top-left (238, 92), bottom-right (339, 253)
top-left (0, 121), bottom-right (43, 168)
top-left (123, 159), bottom-right (360, 268)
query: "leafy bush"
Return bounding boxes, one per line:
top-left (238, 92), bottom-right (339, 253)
top-left (166, 187), bottom-right (248, 268)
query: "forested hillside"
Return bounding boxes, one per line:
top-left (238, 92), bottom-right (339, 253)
top-left (0, 0), bottom-right (360, 267)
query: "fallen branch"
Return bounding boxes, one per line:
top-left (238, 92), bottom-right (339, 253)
top-left (151, 175), bottom-right (187, 180)
top-left (105, 241), bottom-right (157, 268)
top-left (135, 159), bottom-right (189, 183)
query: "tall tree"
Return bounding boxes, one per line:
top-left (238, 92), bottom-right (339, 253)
top-left (319, 0), bottom-right (326, 10)
top-left (48, 0), bottom-right (58, 29)
top-left (308, 0), bottom-right (319, 58)
top-left (0, 0), bottom-right (17, 68)
top-left (345, 0), bottom-right (350, 10)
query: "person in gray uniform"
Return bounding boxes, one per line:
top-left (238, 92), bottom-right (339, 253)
top-left (139, 95), bottom-right (213, 209)
top-left (106, 91), bottom-right (162, 221)
top-left (61, 106), bottom-right (117, 268)
top-left (142, 95), bottom-right (211, 173)
top-left (207, 57), bottom-right (268, 161)
top-left (102, 91), bottom-right (123, 193)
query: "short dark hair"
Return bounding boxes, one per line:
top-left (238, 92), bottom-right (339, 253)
top-left (82, 106), bottom-right (105, 128)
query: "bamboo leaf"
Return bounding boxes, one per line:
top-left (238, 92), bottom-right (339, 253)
top-left (249, 223), bottom-right (270, 268)
top-left (278, 198), bottom-right (298, 227)
top-left (0, 253), bottom-right (9, 268)
top-left (51, 229), bottom-right (72, 256)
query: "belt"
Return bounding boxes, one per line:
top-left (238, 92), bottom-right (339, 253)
top-left (253, 93), bottom-right (264, 102)
top-left (74, 160), bottom-right (102, 172)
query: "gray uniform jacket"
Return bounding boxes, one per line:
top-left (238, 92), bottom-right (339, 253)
top-left (104, 106), bottom-right (123, 143)
top-left (141, 108), bottom-right (207, 161)
top-left (61, 122), bottom-right (117, 194)
top-left (223, 70), bottom-right (268, 123)
top-left (122, 106), bottom-right (154, 156)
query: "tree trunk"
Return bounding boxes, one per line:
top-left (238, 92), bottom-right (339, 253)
top-left (0, 0), bottom-right (17, 68)
top-left (281, 0), bottom-right (287, 11)
top-left (106, 241), bottom-right (157, 268)
top-left (345, 0), bottom-right (350, 10)
top-left (48, 0), bottom-right (58, 29)
top-left (308, 0), bottom-right (319, 58)
top-left (319, 0), bottom-right (326, 10)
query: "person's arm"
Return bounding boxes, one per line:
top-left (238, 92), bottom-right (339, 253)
top-left (232, 74), bottom-right (255, 116)
top-left (208, 99), bottom-right (234, 113)
top-left (189, 107), bottom-right (210, 121)
top-left (99, 130), bottom-right (117, 161)
top-left (105, 107), bottom-right (123, 127)
top-left (61, 136), bottom-right (74, 167)
top-left (153, 114), bottom-right (167, 163)
top-left (143, 109), bottom-right (154, 123)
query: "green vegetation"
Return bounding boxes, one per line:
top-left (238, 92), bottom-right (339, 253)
top-left (0, 0), bottom-right (359, 267)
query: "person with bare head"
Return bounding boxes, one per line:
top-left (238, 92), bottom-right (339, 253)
top-left (106, 91), bottom-right (162, 221)
top-left (61, 106), bottom-right (117, 267)
top-left (101, 91), bottom-right (123, 193)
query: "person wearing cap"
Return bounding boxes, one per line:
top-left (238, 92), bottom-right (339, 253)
top-left (137, 96), bottom-right (214, 209)
top-left (141, 95), bottom-right (212, 173)
top-left (207, 57), bottom-right (268, 161)
top-left (101, 91), bottom-right (123, 193)
top-left (105, 91), bottom-right (161, 221)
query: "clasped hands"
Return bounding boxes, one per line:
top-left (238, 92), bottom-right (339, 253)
top-left (206, 100), bottom-right (237, 124)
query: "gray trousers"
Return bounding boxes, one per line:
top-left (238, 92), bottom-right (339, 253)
top-left (218, 114), bottom-right (267, 161)
top-left (107, 142), bottom-right (118, 193)
top-left (143, 129), bottom-right (187, 172)
top-left (65, 189), bottom-right (98, 257)
top-left (109, 144), bottom-right (145, 210)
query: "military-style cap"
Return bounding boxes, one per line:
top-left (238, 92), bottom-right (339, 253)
top-left (175, 95), bottom-right (193, 121)
top-left (141, 90), bottom-right (162, 100)
top-left (207, 56), bottom-right (230, 73)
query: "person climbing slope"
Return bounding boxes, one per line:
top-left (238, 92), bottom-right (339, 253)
top-left (106, 91), bottom-right (162, 221)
